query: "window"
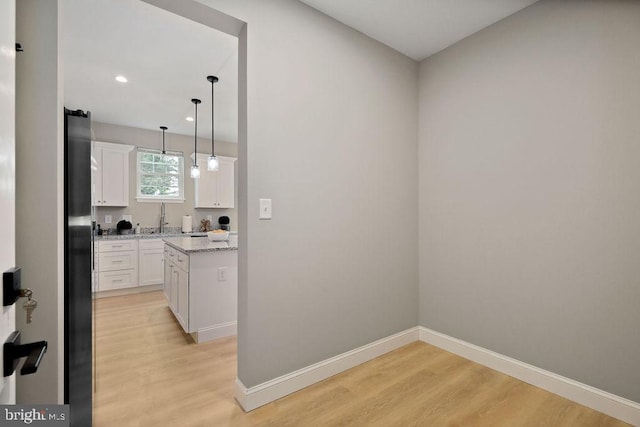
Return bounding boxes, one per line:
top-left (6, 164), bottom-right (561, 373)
top-left (136, 149), bottom-right (185, 202)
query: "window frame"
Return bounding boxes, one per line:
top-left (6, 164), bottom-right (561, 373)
top-left (136, 148), bottom-right (185, 203)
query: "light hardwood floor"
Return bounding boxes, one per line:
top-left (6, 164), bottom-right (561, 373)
top-left (93, 291), bottom-right (629, 426)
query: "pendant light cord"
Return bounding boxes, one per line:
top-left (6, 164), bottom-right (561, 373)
top-left (191, 98), bottom-right (201, 165)
top-left (160, 126), bottom-right (167, 154)
top-left (211, 78), bottom-right (215, 156)
top-left (207, 76), bottom-right (218, 157)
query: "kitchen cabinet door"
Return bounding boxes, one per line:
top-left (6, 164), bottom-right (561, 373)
top-left (170, 267), bottom-right (178, 313)
top-left (216, 158), bottom-right (235, 208)
top-left (176, 266), bottom-right (189, 332)
top-left (139, 239), bottom-right (164, 286)
top-left (94, 141), bottom-right (133, 207)
top-left (163, 255), bottom-right (172, 302)
top-left (193, 154), bottom-right (236, 208)
top-left (194, 156), bottom-right (218, 208)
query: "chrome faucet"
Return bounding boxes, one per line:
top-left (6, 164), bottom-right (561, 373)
top-left (160, 202), bottom-right (168, 233)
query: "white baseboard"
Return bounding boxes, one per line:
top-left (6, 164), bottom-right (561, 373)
top-left (194, 321), bottom-right (237, 343)
top-left (235, 327), bottom-right (420, 412)
top-left (418, 326), bottom-right (640, 426)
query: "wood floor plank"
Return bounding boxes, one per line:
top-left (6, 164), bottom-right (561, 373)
top-left (93, 291), bottom-right (630, 426)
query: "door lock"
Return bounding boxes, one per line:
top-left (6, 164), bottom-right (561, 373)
top-left (3, 267), bottom-right (36, 310)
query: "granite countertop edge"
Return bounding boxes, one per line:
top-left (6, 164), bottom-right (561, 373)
top-left (164, 240), bottom-right (238, 253)
top-left (96, 231), bottom-right (237, 241)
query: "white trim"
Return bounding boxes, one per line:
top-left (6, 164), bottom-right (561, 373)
top-left (234, 327), bottom-right (420, 412)
top-left (193, 321), bottom-right (237, 343)
top-left (94, 140), bottom-right (134, 153)
top-left (136, 150), bottom-right (185, 202)
top-left (418, 327), bottom-right (640, 426)
top-left (135, 197), bottom-right (185, 203)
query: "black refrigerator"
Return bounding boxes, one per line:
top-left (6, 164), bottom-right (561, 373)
top-left (64, 108), bottom-right (93, 426)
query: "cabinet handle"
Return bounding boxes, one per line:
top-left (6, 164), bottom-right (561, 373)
top-left (112, 260), bottom-right (123, 263)
top-left (112, 245), bottom-right (123, 248)
top-left (113, 279), bottom-right (123, 283)
top-left (177, 257), bottom-right (183, 262)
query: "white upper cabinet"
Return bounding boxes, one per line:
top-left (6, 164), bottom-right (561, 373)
top-left (93, 141), bottom-right (133, 207)
top-left (193, 154), bottom-right (236, 208)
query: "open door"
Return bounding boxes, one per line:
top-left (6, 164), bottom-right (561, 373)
top-left (0, 0), bottom-right (17, 405)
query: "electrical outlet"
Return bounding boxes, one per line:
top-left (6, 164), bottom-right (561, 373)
top-left (105, 215), bottom-right (112, 224)
top-left (218, 267), bottom-right (228, 282)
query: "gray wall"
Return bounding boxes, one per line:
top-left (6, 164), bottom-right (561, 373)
top-left (200, 0), bottom-right (419, 387)
top-left (16, 0), bottom-right (64, 403)
top-left (91, 122), bottom-right (238, 232)
top-left (418, 0), bottom-right (640, 402)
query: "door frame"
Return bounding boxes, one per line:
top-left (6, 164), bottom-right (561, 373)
top-left (0, 0), bottom-right (17, 405)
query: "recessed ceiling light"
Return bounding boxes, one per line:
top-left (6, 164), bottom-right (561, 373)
top-left (186, 117), bottom-right (194, 122)
top-left (115, 75), bottom-right (128, 83)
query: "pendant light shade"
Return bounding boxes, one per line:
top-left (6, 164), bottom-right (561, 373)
top-left (207, 75), bottom-right (219, 171)
top-left (160, 126), bottom-right (168, 154)
top-left (190, 98), bottom-right (202, 179)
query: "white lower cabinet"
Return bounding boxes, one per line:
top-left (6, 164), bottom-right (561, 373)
top-left (95, 240), bottom-right (138, 291)
top-left (95, 238), bottom-right (165, 293)
top-left (98, 270), bottom-right (137, 291)
top-left (163, 243), bottom-right (238, 343)
top-left (138, 239), bottom-right (164, 286)
top-left (163, 244), bottom-right (189, 331)
top-left (176, 266), bottom-right (189, 330)
top-left (163, 246), bottom-right (172, 301)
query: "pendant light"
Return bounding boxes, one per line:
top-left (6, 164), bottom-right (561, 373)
top-left (160, 126), bottom-right (168, 154)
top-left (207, 75), bottom-right (219, 171)
top-left (190, 98), bottom-right (202, 179)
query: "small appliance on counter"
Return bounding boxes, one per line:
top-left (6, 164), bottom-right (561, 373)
top-left (116, 220), bottom-right (133, 235)
top-left (218, 216), bottom-right (230, 231)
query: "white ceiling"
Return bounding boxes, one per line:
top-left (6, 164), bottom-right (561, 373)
top-left (62, 0), bottom-right (538, 143)
top-left (62, 0), bottom-right (238, 143)
top-left (299, 0), bottom-right (539, 61)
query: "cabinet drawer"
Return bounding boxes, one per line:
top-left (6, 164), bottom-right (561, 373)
top-left (99, 270), bottom-right (137, 291)
top-left (174, 250), bottom-right (189, 272)
top-left (139, 239), bottom-right (164, 250)
top-left (99, 240), bottom-right (137, 252)
top-left (98, 251), bottom-right (138, 271)
top-left (164, 245), bottom-right (176, 262)
top-left (164, 245), bottom-right (189, 271)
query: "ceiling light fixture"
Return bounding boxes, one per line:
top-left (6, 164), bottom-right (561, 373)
top-left (207, 75), bottom-right (219, 171)
top-left (190, 98), bottom-right (202, 179)
top-left (115, 75), bottom-right (128, 83)
top-left (186, 117), bottom-right (194, 122)
top-left (160, 126), bottom-right (168, 154)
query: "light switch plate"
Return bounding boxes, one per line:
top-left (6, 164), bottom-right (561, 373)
top-left (259, 199), bottom-right (272, 220)
top-left (105, 215), bottom-right (112, 224)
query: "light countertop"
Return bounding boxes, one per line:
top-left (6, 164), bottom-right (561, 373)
top-left (163, 235), bottom-right (238, 253)
top-left (96, 231), bottom-right (236, 241)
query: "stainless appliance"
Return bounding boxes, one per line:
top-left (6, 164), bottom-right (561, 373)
top-left (64, 108), bottom-right (92, 426)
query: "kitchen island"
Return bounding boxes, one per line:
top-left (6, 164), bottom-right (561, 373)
top-left (163, 235), bottom-right (238, 343)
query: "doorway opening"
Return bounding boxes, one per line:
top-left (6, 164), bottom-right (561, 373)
top-left (61, 0), bottom-right (247, 422)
